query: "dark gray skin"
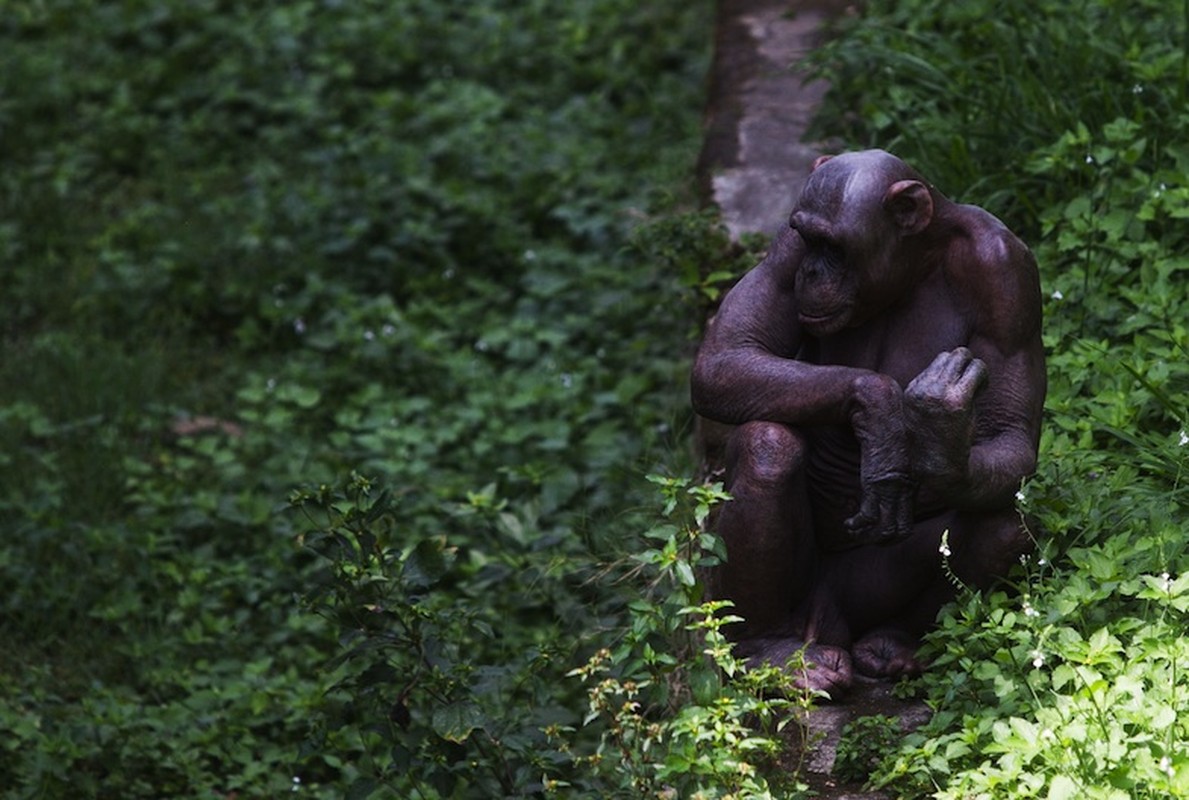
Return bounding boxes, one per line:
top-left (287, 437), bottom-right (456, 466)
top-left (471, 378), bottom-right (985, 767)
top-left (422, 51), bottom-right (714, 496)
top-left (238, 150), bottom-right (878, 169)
top-left (690, 150), bottom-right (1046, 695)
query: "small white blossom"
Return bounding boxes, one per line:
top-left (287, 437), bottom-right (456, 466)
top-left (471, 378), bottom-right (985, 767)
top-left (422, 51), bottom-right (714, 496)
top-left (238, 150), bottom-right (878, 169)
top-left (1161, 756), bottom-right (1175, 778)
top-left (1085, 154), bottom-right (1095, 164)
top-left (1179, 430), bottom-right (1188, 447)
top-left (293, 318), bottom-right (307, 335)
top-left (1023, 600), bottom-right (1040, 618)
top-left (938, 531), bottom-right (952, 559)
top-left (1132, 84), bottom-right (1145, 94)
top-left (1162, 572), bottom-right (1174, 592)
top-left (363, 329), bottom-right (375, 341)
top-left (382, 324), bottom-right (396, 337)
top-left (1015, 490), bottom-right (1026, 503)
top-left (1032, 650), bottom-right (1046, 668)
top-left (1051, 289), bottom-right (1064, 301)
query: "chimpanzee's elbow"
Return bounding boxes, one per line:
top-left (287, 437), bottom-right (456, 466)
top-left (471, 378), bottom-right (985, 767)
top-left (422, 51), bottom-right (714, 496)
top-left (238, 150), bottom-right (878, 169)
top-left (690, 351), bottom-right (733, 423)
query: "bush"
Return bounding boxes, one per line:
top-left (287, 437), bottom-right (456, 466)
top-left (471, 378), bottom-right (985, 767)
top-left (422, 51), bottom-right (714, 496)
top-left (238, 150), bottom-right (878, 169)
top-left (0, 1), bottom-right (722, 797)
top-left (809, 0), bottom-right (1189, 796)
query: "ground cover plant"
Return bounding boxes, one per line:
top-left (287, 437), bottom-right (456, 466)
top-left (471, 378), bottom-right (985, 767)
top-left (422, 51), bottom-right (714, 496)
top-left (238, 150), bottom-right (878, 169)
top-left (8, 1), bottom-right (1184, 798)
top-left (0, 2), bottom-right (799, 796)
top-left (807, 0), bottom-right (1189, 796)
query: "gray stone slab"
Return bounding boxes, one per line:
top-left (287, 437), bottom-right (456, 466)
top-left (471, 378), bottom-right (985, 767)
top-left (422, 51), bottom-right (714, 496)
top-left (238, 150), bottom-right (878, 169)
top-left (699, 0), bottom-right (841, 240)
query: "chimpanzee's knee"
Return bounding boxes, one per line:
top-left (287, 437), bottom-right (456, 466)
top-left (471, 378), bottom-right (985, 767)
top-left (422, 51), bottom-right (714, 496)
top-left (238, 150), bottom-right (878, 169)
top-left (725, 421), bottom-right (807, 489)
top-left (953, 509), bottom-right (1035, 588)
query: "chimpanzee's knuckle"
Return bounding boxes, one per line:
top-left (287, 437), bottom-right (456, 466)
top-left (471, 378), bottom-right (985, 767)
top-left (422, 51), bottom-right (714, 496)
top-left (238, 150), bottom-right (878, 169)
top-left (908, 381), bottom-right (942, 404)
top-left (941, 388), bottom-right (971, 411)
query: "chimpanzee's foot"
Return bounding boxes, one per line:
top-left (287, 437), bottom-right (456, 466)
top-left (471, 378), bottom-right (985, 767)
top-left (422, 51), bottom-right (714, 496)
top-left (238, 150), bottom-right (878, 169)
top-left (734, 637), bottom-right (854, 697)
top-left (852, 627), bottom-right (923, 680)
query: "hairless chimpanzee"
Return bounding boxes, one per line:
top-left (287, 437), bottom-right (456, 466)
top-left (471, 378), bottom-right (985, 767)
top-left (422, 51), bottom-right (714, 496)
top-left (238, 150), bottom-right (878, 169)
top-left (690, 149), bottom-right (1046, 695)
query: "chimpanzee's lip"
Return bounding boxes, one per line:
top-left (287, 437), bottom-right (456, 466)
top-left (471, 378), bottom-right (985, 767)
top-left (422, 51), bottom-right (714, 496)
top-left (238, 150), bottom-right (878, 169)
top-left (798, 306), bottom-right (850, 326)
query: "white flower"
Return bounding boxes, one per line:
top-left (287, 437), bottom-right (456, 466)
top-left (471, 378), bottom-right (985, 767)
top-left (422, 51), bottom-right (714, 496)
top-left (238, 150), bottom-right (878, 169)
top-left (1085, 154), bottom-right (1095, 164)
top-left (1032, 650), bottom-right (1046, 668)
top-left (293, 318), bottom-right (307, 334)
top-left (1161, 756), bottom-right (1175, 778)
top-left (363, 329), bottom-right (375, 341)
top-left (1051, 289), bottom-right (1063, 301)
top-left (938, 531), bottom-right (952, 558)
top-left (1023, 600), bottom-right (1039, 618)
top-left (1015, 490), bottom-right (1026, 503)
top-left (1179, 430), bottom-right (1188, 447)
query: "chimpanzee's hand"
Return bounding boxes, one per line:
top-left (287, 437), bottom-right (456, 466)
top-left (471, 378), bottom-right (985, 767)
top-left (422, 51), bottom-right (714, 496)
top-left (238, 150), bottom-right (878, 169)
top-left (904, 347), bottom-right (988, 483)
top-left (844, 374), bottom-right (914, 547)
top-left (842, 473), bottom-right (914, 548)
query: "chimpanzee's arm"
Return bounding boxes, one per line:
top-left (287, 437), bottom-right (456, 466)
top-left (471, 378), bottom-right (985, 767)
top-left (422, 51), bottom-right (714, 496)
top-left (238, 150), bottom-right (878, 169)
top-left (906, 220), bottom-right (1045, 511)
top-left (691, 227), bottom-right (894, 428)
top-left (692, 227), bottom-right (913, 543)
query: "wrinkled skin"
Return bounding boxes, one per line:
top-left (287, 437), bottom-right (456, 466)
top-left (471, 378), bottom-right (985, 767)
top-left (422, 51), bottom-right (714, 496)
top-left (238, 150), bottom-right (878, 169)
top-left (691, 150), bottom-right (1045, 696)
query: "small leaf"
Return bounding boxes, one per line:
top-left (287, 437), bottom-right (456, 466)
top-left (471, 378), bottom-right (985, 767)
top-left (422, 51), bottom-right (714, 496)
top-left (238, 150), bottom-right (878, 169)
top-left (403, 538), bottom-right (453, 588)
top-left (346, 777), bottom-right (378, 800)
top-left (1047, 775), bottom-right (1078, 800)
top-left (432, 701), bottom-right (485, 743)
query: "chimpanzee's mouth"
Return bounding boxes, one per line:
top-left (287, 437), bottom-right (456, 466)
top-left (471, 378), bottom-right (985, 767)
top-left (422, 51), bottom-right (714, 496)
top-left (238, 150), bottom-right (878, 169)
top-left (798, 306), bottom-right (851, 329)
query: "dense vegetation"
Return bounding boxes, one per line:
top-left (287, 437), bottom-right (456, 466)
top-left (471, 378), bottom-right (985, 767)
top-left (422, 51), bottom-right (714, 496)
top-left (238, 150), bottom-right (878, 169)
top-left (808, 0), bottom-right (1189, 796)
top-left (4, 0), bottom-right (1187, 798)
top-left (0, 2), bottom-right (757, 796)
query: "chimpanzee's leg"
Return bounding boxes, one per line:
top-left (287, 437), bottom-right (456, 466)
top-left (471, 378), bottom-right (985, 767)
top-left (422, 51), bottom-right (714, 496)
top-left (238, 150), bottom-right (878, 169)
top-left (717, 421), bottom-right (816, 637)
top-left (716, 422), bottom-right (853, 693)
top-left (817, 507), bottom-right (1032, 679)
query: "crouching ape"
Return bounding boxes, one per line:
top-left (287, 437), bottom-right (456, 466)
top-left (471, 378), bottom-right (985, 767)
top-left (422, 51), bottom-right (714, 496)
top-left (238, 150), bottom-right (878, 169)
top-left (691, 150), bottom-right (1046, 695)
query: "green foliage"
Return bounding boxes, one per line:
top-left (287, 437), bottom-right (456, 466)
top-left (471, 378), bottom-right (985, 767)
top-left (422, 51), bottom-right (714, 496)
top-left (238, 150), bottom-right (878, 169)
top-left (810, 0), bottom-right (1189, 796)
top-left (833, 715), bottom-right (901, 786)
top-left (631, 209), bottom-right (770, 311)
top-left (291, 474), bottom-right (573, 798)
top-left (0, 1), bottom-right (721, 797)
top-left (559, 476), bottom-right (814, 799)
top-left (290, 474), bottom-right (817, 799)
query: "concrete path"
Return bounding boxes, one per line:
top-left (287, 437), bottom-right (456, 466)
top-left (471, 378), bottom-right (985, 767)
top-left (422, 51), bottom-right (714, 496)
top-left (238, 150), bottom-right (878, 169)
top-left (696, 3), bottom-right (930, 797)
top-left (698, 0), bottom-right (844, 241)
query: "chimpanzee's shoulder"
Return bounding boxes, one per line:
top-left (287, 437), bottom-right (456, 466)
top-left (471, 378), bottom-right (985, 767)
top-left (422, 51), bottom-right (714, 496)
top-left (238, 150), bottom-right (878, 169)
top-left (947, 205), bottom-right (1042, 344)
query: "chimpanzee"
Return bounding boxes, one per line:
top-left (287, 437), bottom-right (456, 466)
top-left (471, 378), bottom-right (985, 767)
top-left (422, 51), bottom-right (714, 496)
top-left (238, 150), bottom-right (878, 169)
top-left (691, 150), bottom-right (1045, 694)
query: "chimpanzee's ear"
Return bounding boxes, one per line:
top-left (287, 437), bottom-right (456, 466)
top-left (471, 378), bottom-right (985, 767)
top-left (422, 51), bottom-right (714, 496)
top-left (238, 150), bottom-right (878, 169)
top-left (811, 154), bottom-right (834, 171)
top-left (883, 180), bottom-right (934, 235)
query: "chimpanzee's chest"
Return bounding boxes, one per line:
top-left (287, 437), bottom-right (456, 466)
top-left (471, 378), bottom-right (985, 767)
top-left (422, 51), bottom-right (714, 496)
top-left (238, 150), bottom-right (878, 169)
top-left (800, 281), bottom-right (970, 387)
